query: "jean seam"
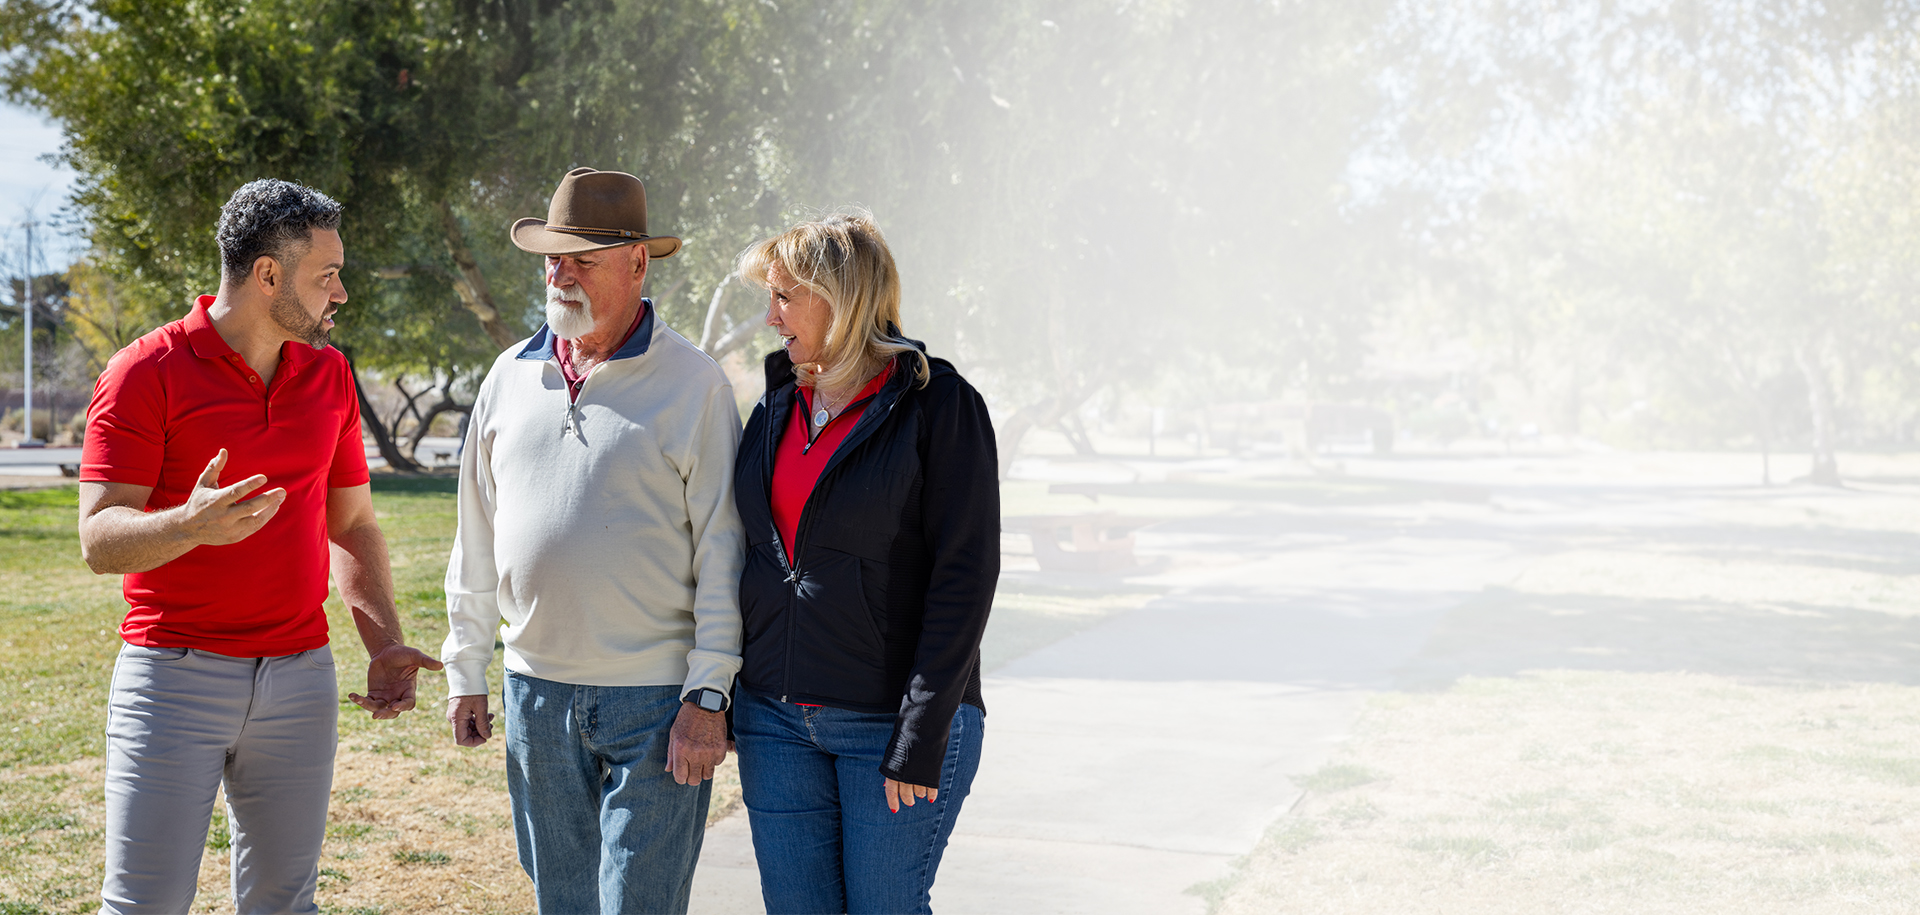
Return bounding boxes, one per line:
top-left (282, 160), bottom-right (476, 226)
top-left (801, 704), bottom-right (823, 748)
top-left (911, 707), bottom-right (965, 902)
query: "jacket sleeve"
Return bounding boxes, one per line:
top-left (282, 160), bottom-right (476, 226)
top-left (881, 379), bottom-right (999, 784)
top-left (441, 376), bottom-right (501, 698)
top-left (679, 376), bottom-right (747, 699)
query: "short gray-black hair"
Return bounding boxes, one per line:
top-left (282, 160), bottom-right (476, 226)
top-left (216, 179), bottom-right (343, 281)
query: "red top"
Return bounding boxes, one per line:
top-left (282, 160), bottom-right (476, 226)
top-left (81, 295), bottom-right (371, 656)
top-left (554, 302), bottom-right (648, 400)
top-left (770, 364), bottom-right (895, 564)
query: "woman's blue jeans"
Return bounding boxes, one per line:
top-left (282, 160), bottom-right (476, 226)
top-left (734, 689), bottom-right (984, 915)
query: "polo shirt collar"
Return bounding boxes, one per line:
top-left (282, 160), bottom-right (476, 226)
top-left (517, 298), bottom-right (655, 363)
top-left (184, 295), bottom-right (231, 360)
top-left (182, 294), bottom-right (322, 375)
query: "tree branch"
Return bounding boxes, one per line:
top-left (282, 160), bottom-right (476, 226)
top-left (439, 200), bottom-right (520, 350)
top-left (341, 348), bottom-right (423, 474)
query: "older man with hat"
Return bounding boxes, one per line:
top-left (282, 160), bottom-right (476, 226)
top-left (441, 167), bottom-right (745, 914)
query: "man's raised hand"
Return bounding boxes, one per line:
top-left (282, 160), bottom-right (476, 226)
top-left (182, 448), bottom-right (286, 546)
top-left (349, 644), bottom-right (444, 719)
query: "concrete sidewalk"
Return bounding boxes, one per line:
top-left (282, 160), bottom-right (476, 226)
top-left (690, 453), bottom-right (1687, 913)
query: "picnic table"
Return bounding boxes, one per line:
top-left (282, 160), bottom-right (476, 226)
top-left (1007, 512), bottom-right (1159, 573)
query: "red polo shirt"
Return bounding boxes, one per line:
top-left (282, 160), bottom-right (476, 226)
top-left (81, 296), bottom-right (370, 656)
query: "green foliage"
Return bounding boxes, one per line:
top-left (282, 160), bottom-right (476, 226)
top-left (1371, 0), bottom-right (1920, 459)
top-left (1, 0), bottom-right (1399, 464)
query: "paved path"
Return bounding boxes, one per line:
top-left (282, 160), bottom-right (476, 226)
top-left (692, 452), bottom-right (1723, 913)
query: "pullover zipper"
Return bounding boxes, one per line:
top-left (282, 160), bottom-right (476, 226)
top-left (560, 361), bottom-right (591, 440)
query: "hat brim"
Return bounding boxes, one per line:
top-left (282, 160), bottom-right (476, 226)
top-left (509, 217), bottom-right (682, 259)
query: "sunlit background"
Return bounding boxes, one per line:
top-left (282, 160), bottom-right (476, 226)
top-left (2, 3), bottom-right (1919, 913)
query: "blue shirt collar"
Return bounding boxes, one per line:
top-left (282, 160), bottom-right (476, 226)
top-left (517, 298), bottom-right (655, 363)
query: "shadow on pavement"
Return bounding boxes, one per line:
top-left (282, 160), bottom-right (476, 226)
top-left (1394, 588), bottom-right (1920, 690)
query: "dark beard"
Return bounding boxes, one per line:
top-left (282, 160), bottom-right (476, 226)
top-left (270, 285), bottom-right (330, 349)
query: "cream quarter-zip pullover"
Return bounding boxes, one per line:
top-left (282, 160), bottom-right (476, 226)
top-left (442, 305), bottom-right (745, 698)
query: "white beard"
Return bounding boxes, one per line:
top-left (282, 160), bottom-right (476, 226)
top-left (546, 285), bottom-right (596, 340)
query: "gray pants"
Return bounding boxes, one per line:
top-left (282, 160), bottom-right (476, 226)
top-left (100, 643), bottom-right (339, 915)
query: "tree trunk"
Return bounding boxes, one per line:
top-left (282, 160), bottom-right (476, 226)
top-left (696, 276), bottom-right (763, 362)
top-left (699, 275), bottom-right (735, 351)
top-left (995, 377), bottom-right (1108, 479)
top-left (406, 393), bottom-right (471, 465)
top-left (1058, 411), bottom-right (1097, 456)
top-left (1717, 341), bottom-right (1774, 487)
top-left (342, 350), bottom-right (422, 473)
top-left (439, 200), bottom-right (520, 350)
top-left (1793, 339), bottom-right (1841, 486)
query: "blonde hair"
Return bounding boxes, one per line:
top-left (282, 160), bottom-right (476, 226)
top-left (736, 209), bottom-right (930, 392)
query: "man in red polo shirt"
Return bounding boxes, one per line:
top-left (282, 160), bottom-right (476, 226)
top-left (77, 179), bottom-right (441, 915)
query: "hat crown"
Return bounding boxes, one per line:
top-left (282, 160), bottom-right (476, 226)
top-left (548, 168), bottom-right (649, 236)
top-left (509, 167), bottom-right (681, 258)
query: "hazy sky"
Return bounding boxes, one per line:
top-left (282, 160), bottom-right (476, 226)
top-left (0, 99), bottom-right (80, 271)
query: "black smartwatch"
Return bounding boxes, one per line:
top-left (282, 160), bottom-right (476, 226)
top-left (684, 688), bottom-right (729, 713)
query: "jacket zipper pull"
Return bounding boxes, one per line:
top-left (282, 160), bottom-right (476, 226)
top-left (562, 401), bottom-right (578, 439)
top-left (784, 568), bottom-right (800, 583)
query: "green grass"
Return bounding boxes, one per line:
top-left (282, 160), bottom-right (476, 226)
top-left (325, 822), bottom-right (377, 842)
top-left (0, 487), bottom-right (123, 772)
top-left (0, 482), bottom-right (471, 912)
top-left (389, 849), bottom-right (450, 866)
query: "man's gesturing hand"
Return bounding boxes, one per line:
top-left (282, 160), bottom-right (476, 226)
top-left (447, 695), bottom-right (495, 747)
top-left (182, 448), bottom-right (286, 546)
top-left (666, 702), bottom-right (728, 785)
top-left (348, 644), bottom-right (444, 719)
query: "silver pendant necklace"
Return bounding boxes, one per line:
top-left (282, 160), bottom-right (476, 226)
top-left (812, 388), bottom-right (842, 428)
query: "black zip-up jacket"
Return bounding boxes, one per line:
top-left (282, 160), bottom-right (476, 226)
top-left (733, 344), bottom-right (999, 785)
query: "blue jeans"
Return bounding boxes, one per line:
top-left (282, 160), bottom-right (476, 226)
top-left (504, 673), bottom-right (711, 915)
top-left (734, 689), bottom-right (984, 915)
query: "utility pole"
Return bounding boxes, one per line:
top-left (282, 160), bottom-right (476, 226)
top-left (20, 219), bottom-right (38, 444)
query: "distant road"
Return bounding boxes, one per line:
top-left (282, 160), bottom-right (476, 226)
top-left (0, 447), bottom-right (81, 470)
top-left (1, 437), bottom-right (465, 474)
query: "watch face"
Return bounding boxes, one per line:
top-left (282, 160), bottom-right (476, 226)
top-left (695, 690), bottom-right (725, 712)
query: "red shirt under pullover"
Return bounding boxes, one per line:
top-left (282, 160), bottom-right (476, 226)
top-left (770, 363), bottom-right (895, 564)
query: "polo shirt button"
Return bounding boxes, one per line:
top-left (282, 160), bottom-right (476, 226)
top-left (248, 376), bottom-right (258, 383)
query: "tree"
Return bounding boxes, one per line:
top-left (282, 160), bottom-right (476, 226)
top-left (6, 0), bottom-right (1407, 479)
top-left (0, 0), bottom-right (803, 469)
top-left (748, 1), bottom-right (1396, 473)
top-left (1368, 0), bottom-right (1920, 482)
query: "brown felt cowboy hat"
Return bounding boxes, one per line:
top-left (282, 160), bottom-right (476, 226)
top-left (509, 167), bottom-right (682, 258)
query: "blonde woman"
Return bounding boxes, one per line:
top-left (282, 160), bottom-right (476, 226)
top-left (730, 211), bottom-right (998, 914)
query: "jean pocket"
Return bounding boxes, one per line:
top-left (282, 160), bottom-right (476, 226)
top-left (119, 644), bottom-right (189, 662)
top-left (304, 645), bottom-right (336, 669)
